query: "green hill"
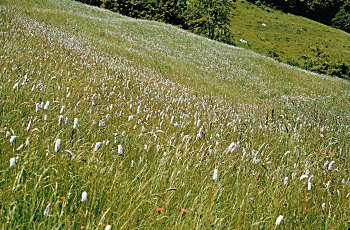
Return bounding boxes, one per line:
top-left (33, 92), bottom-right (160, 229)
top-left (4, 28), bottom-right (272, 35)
top-left (231, 1), bottom-right (350, 77)
top-left (0, 0), bottom-right (349, 229)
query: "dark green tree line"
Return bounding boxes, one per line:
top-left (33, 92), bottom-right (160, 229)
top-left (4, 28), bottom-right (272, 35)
top-left (247, 0), bottom-right (350, 33)
top-left (76, 0), bottom-right (236, 44)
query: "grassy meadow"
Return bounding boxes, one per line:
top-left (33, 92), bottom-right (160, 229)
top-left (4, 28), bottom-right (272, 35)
top-left (231, 1), bottom-right (350, 67)
top-left (0, 0), bottom-right (350, 229)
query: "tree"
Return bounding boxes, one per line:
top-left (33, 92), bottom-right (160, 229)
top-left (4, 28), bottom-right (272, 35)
top-left (185, 0), bottom-right (235, 44)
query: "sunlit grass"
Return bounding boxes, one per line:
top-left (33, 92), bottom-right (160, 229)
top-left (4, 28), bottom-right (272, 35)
top-left (0, 0), bottom-right (349, 229)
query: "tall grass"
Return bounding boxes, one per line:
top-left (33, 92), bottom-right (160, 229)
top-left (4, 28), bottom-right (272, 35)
top-left (0, 0), bottom-right (349, 229)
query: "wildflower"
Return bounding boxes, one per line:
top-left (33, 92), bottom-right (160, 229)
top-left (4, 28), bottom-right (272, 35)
top-left (35, 103), bottom-right (41, 113)
top-left (10, 136), bottom-right (16, 147)
top-left (323, 160), bottom-right (329, 169)
top-left (59, 196), bottom-right (66, 201)
top-left (94, 142), bottom-right (102, 151)
top-left (60, 105), bottom-right (65, 114)
top-left (25, 138), bottom-right (30, 146)
top-left (58, 115), bottom-right (63, 125)
top-left (10, 157), bottom-right (16, 167)
top-left (137, 105), bottom-right (141, 114)
top-left (98, 120), bottom-right (105, 127)
top-left (321, 203), bottom-right (326, 210)
top-left (131, 160), bottom-right (134, 168)
top-left (227, 142), bottom-right (236, 153)
top-left (300, 174), bottom-right (308, 180)
top-left (181, 208), bottom-right (187, 213)
top-left (16, 144), bottom-right (24, 151)
top-left (275, 215), bottom-right (283, 225)
top-left (118, 144), bottom-right (123, 155)
top-left (44, 101), bottom-right (49, 110)
top-left (13, 82), bottom-right (19, 90)
top-left (326, 181), bottom-right (331, 189)
top-left (6, 131), bottom-right (11, 138)
top-left (156, 207), bottom-right (163, 213)
top-left (213, 168), bottom-right (218, 181)
top-left (186, 190), bottom-right (191, 199)
top-left (44, 114), bottom-right (48, 121)
top-left (27, 117), bottom-right (32, 132)
top-left (81, 191), bottom-right (88, 202)
top-left (55, 139), bottom-right (61, 152)
top-left (328, 161), bottom-right (335, 171)
top-left (308, 176), bottom-right (314, 191)
top-left (65, 117), bottom-right (69, 125)
top-left (105, 225), bottom-right (111, 230)
top-left (283, 177), bottom-right (288, 186)
top-left (128, 115), bottom-right (134, 121)
top-left (43, 204), bottom-right (50, 216)
top-left (73, 118), bottom-right (78, 129)
top-left (64, 149), bottom-right (73, 158)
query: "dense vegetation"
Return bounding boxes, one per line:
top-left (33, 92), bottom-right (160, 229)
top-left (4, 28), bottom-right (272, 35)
top-left (1, 0), bottom-right (350, 229)
top-left (77, 0), bottom-right (235, 44)
top-left (76, 0), bottom-right (350, 79)
top-left (246, 0), bottom-right (350, 33)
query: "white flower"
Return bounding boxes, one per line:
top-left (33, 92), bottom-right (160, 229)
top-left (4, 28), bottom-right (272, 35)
top-left (137, 105), bottom-right (141, 114)
top-left (13, 82), bottom-right (19, 90)
top-left (65, 117), bottom-right (69, 125)
top-left (283, 177), bottom-right (288, 186)
top-left (10, 157), bottom-right (16, 167)
top-left (6, 131), bottom-right (11, 138)
top-left (27, 117), bottom-right (32, 132)
top-left (128, 115), bottom-right (134, 121)
top-left (60, 105), bottom-right (65, 114)
top-left (300, 174), bottom-right (308, 180)
top-left (65, 149), bottom-right (73, 158)
top-left (44, 101), bottom-right (49, 110)
top-left (213, 168), bottom-right (218, 181)
top-left (55, 139), bottom-right (61, 152)
top-left (94, 142), bottom-right (102, 151)
top-left (25, 138), bottom-right (30, 146)
top-left (73, 118), bottom-right (78, 129)
top-left (326, 181), bottom-right (331, 189)
top-left (43, 204), bottom-right (50, 216)
top-left (131, 160), bottom-right (134, 168)
top-left (105, 225), bottom-right (111, 230)
top-left (328, 161), bottom-right (335, 171)
top-left (321, 203), bottom-right (326, 210)
top-left (58, 115), bottom-right (63, 125)
top-left (81, 191), bottom-right (88, 202)
top-left (10, 136), bottom-right (16, 147)
top-left (307, 176), bottom-right (314, 191)
top-left (227, 142), bottom-right (236, 153)
top-left (35, 103), bottom-right (41, 113)
top-left (275, 215), bottom-right (283, 225)
top-left (99, 120), bottom-right (105, 127)
top-left (118, 144), bottom-right (123, 155)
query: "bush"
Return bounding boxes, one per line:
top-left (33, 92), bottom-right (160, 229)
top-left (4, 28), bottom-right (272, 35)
top-left (332, 2), bottom-right (350, 33)
top-left (300, 47), bottom-right (350, 80)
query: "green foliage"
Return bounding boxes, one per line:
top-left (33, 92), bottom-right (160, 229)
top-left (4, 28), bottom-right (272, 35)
top-left (82, 0), bottom-right (235, 44)
top-left (185, 0), bottom-right (235, 44)
top-left (247, 0), bottom-right (350, 33)
top-left (1, 1), bottom-right (350, 228)
top-left (76, 0), bottom-right (102, 6)
top-left (300, 47), bottom-right (350, 80)
top-left (332, 2), bottom-right (350, 33)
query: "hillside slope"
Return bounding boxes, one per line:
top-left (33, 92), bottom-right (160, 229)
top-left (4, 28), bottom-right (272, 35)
top-left (0, 0), bottom-right (349, 229)
top-left (231, 1), bottom-right (350, 75)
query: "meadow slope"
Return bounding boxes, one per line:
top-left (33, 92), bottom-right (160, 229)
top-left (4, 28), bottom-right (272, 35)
top-left (0, 0), bottom-right (350, 229)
